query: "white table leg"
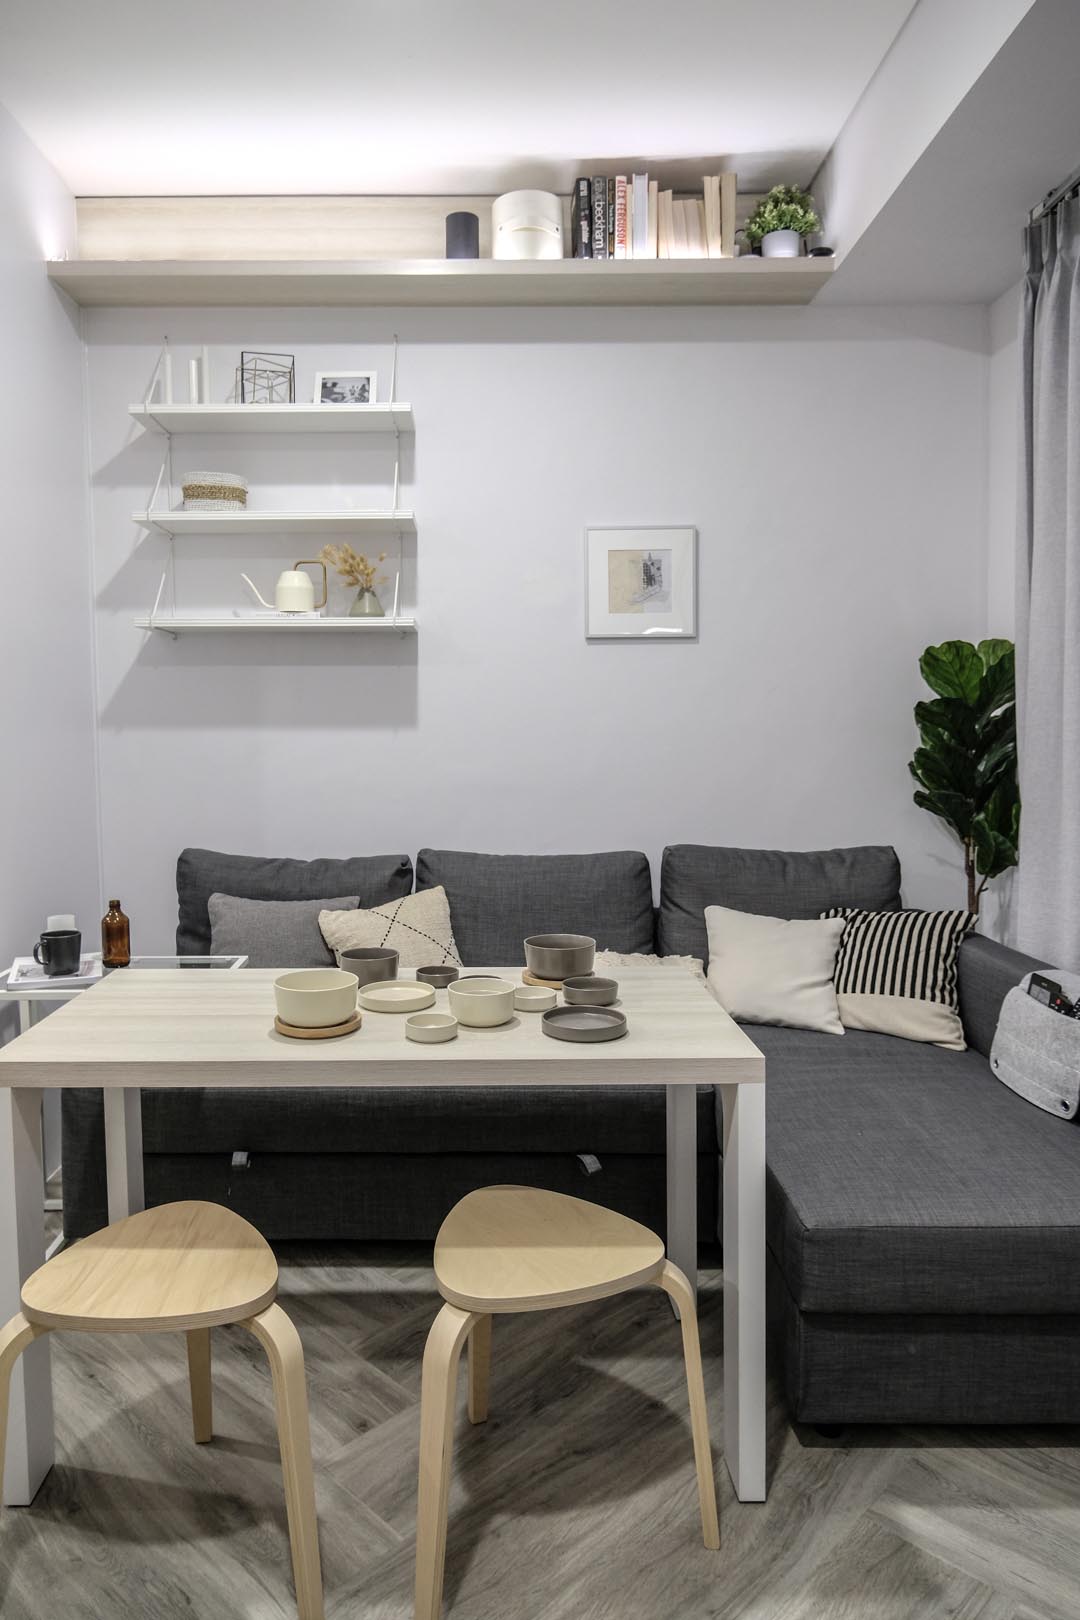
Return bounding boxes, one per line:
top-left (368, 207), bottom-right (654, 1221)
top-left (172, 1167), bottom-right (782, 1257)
top-left (0, 1087), bottom-right (54, 1504)
top-left (720, 1081), bottom-right (766, 1503)
top-left (103, 1088), bottom-right (145, 1223)
top-left (666, 1084), bottom-right (698, 1299)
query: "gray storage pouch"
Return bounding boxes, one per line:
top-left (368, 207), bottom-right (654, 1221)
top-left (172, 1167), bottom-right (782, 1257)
top-left (990, 970), bottom-right (1080, 1119)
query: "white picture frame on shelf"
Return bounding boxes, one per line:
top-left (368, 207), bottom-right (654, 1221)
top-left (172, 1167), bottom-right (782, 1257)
top-left (585, 526), bottom-right (697, 640)
top-left (314, 371), bottom-right (377, 405)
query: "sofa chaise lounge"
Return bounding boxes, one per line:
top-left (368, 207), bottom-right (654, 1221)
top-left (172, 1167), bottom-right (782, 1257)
top-left (63, 842), bottom-right (1074, 1426)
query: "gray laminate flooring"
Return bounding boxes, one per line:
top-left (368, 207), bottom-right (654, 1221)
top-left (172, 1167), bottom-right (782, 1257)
top-left (3, 1241), bottom-right (1079, 1619)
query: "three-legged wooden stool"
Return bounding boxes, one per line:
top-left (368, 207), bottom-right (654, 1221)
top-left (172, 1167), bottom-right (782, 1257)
top-left (414, 1185), bottom-right (720, 1619)
top-left (0, 1200), bottom-right (323, 1620)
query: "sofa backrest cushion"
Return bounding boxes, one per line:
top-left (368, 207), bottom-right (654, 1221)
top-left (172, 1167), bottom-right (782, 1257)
top-left (958, 932), bottom-right (1049, 1059)
top-left (415, 849), bottom-right (654, 966)
top-left (176, 848), bottom-right (413, 955)
top-left (658, 844), bottom-right (902, 962)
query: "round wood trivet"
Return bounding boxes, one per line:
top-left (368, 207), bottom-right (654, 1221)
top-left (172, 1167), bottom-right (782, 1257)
top-left (521, 968), bottom-right (564, 988)
top-left (274, 1012), bottom-right (362, 1040)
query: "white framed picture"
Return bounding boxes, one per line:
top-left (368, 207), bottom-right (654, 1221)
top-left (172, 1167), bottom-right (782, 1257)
top-left (585, 526), bottom-right (697, 640)
top-left (314, 371), bottom-right (378, 405)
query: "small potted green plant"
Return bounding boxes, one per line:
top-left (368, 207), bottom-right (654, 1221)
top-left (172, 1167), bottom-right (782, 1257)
top-left (743, 184), bottom-right (821, 258)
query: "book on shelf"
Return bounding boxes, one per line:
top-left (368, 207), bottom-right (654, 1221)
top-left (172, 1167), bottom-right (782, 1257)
top-left (632, 173), bottom-right (650, 258)
top-left (571, 177), bottom-right (592, 257)
top-left (591, 174), bottom-right (608, 260)
top-left (614, 176), bottom-right (628, 258)
top-left (720, 171), bottom-right (737, 258)
top-left (607, 178), bottom-right (615, 257)
top-left (646, 179), bottom-right (659, 256)
top-left (4, 954), bottom-right (104, 993)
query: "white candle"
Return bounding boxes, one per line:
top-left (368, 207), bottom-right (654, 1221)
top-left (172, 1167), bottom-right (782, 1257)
top-left (188, 359), bottom-right (199, 402)
top-left (163, 351), bottom-right (173, 403)
top-left (201, 345), bottom-right (211, 402)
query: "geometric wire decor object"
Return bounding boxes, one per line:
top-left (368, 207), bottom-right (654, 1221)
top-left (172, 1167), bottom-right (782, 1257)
top-left (239, 350), bottom-right (296, 403)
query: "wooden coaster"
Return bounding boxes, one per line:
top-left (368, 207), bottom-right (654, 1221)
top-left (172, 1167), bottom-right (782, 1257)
top-left (274, 1012), bottom-right (361, 1040)
top-left (522, 968), bottom-right (569, 989)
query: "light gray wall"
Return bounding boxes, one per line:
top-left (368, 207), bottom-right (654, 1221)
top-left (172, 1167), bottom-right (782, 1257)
top-left (84, 302), bottom-right (991, 949)
top-left (0, 103), bottom-right (99, 979)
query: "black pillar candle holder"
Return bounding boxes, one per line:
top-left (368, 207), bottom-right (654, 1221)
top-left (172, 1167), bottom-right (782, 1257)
top-left (445, 211), bottom-right (480, 260)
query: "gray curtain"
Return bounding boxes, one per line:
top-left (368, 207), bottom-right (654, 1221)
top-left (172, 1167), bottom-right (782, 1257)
top-left (1016, 195), bottom-right (1080, 968)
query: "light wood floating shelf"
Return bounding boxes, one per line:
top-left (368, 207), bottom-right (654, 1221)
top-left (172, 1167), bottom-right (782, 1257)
top-left (135, 509), bottom-right (416, 537)
top-left (50, 257), bottom-right (833, 307)
top-left (129, 402), bottom-right (414, 434)
top-left (135, 614), bottom-right (417, 634)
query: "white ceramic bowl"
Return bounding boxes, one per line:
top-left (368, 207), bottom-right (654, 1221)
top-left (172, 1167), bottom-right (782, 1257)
top-left (274, 968), bottom-right (358, 1029)
top-left (448, 978), bottom-right (516, 1028)
top-left (405, 1012), bottom-right (459, 1044)
top-left (514, 984), bottom-right (557, 1012)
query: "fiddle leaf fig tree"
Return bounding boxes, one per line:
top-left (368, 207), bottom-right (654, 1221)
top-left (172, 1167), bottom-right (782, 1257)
top-left (908, 638), bottom-right (1020, 914)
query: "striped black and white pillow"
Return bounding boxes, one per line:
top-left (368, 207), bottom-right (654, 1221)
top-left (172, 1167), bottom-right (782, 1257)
top-left (821, 908), bottom-right (977, 1049)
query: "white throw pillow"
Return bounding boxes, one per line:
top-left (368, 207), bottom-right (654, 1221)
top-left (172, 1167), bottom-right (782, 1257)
top-left (705, 906), bottom-right (846, 1035)
top-left (319, 886), bottom-right (461, 973)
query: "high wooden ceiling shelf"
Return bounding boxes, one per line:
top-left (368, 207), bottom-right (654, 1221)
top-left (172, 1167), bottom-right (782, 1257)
top-left (50, 256), bottom-right (833, 308)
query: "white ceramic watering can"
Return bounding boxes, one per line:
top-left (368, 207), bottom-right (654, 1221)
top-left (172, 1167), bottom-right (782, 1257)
top-left (241, 559), bottom-right (328, 613)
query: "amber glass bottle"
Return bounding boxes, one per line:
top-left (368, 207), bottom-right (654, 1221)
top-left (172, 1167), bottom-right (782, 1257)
top-left (102, 899), bottom-right (131, 967)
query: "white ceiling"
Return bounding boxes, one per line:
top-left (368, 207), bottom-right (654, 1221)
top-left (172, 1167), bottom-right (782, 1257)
top-left (0, 0), bottom-right (917, 196)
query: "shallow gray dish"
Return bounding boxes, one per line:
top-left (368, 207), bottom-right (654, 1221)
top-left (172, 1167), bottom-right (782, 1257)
top-left (541, 1006), bottom-right (627, 1043)
top-left (524, 933), bottom-right (596, 979)
top-left (563, 975), bottom-right (618, 1006)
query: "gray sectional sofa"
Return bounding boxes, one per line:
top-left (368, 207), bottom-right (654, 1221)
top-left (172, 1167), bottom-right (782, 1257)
top-left (62, 841), bottom-right (1078, 1427)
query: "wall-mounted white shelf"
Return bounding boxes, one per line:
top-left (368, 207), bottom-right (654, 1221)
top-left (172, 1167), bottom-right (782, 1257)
top-left (51, 256), bottom-right (833, 308)
top-left (136, 613), bottom-right (417, 635)
top-left (129, 402), bottom-right (414, 434)
top-left (135, 508), bottom-right (416, 537)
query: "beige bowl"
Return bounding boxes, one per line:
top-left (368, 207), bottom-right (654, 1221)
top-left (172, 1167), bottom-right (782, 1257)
top-left (405, 1012), bottom-right (459, 1044)
top-left (448, 978), bottom-right (516, 1028)
top-left (514, 984), bottom-right (557, 1012)
top-left (274, 968), bottom-right (358, 1029)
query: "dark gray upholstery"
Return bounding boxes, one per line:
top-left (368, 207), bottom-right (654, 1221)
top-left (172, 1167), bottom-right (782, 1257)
top-left (772, 1266), bottom-right (1080, 1424)
top-left (176, 847), bottom-right (412, 954)
top-left (416, 849), bottom-right (655, 965)
top-left (748, 1020), bottom-right (1080, 1315)
top-left (659, 843), bottom-right (901, 961)
top-left (959, 932), bottom-right (1048, 1058)
top-left (145, 1082), bottom-right (716, 1155)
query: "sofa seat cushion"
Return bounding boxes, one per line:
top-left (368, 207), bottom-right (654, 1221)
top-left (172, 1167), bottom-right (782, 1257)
top-left (177, 848), bottom-right (413, 955)
top-left (659, 844), bottom-right (901, 962)
top-left (415, 849), bottom-right (655, 965)
top-left (138, 1083), bottom-right (717, 1156)
top-left (748, 1023), bottom-right (1080, 1316)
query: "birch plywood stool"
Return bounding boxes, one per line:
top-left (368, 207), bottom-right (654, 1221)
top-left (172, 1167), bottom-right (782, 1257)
top-left (0, 1200), bottom-right (323, 1620)
top-left (415, 1185), bottom-right (720, 1619)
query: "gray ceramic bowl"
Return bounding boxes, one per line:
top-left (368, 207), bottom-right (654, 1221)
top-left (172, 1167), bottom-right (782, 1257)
top-left (416, 965), bottom-right (459, 989)
top-left (336, 946), bottom-right (399, 987)
top-left (562, 975), bottom-right (618, 1006)
top-left (523, 933), bottom-right (596, 979)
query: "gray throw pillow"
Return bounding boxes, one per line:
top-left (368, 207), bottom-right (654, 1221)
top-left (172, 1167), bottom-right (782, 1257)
top-left (208, 892), bottom-right (360, 968)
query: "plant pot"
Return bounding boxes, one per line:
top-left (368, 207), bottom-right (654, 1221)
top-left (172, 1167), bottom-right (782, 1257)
top-left (349, 588), bottom-right (385, 617)
top-left (761, 229), bottom-right (802, 259)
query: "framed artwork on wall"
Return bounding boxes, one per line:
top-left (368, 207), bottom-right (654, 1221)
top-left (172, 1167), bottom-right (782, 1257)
top-left (585, 526), bottom-right (697, 640)
top-left (314, 370), bottom-right (377, 404)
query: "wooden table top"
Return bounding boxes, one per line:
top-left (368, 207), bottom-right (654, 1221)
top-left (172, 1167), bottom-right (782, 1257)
top-left (0, 965), bottom-right (765, 1090)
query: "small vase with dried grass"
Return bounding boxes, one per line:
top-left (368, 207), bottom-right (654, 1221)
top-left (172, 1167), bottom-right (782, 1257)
top-left (319, 545), bottom-right (389, 617)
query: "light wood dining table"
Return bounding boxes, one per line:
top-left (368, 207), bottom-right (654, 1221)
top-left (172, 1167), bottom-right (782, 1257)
top-left (0, 963), bottom-right (767, 1505)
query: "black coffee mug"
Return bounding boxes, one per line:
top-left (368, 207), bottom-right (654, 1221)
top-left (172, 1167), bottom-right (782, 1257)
top-left (34, 929), bottom-right (81, 977)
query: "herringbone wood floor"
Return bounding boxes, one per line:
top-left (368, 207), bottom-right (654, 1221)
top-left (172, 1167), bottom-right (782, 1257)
top-left (3, 1242), bottom-right (1080, 1619)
